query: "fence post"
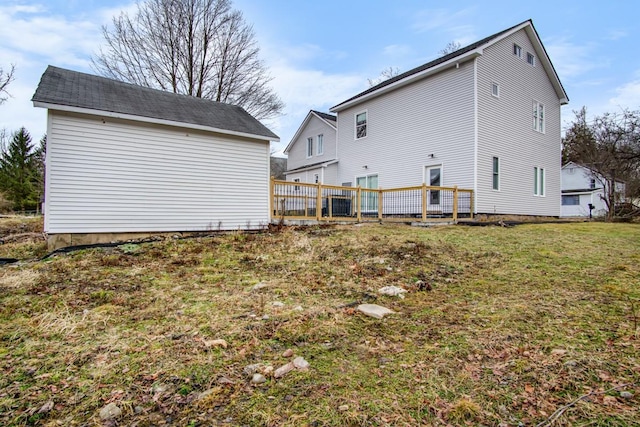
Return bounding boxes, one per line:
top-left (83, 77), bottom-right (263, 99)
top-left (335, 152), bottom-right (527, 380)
top-left (316, 182), bottom-right (322, 221)
top-left (470, 190), bottom-right (474, 220)
top-left (378, 188), bottom-right (383, 221)
top-left (422, 183), bottom-right (427, 222)
top-left (356, 186), bottom-right (362, 222)
top-left (453, 185), bottom-right (458, 222)
top-left (270, 177), bottom-right (275, 220)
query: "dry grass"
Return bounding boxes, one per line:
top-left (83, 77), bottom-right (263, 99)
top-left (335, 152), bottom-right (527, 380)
top-left (0, 220), bottom-right (639, 426)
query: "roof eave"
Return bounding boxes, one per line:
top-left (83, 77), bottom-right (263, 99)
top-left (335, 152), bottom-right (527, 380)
top-left (34, 101), bottom-right (279, 142)
top-left (330, 50), bottom-right (483, 112)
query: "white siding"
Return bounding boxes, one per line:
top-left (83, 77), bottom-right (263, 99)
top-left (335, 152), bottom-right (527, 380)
top-left (476, 29), bottom-right (562, 216)
top-left (45, 111), bottom-right (270, 233)
top-left (286, 115), bottom-right (337, 172)
top-left (285, 163), bottom-right (337, 185)
top-left (561, 192), bottom-right (606, 217)
top-left (335, 61), bottom-right (475, 190)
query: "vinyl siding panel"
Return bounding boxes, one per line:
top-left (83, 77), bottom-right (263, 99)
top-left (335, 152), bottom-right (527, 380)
top-left (286, 115), bottom-right (337, 172)
top-left (335, 61), bottom-right (475, 190)
top-left (476, 29), bottom-right (562, 216)
top-left (45, 111), bottom-right (270, 233)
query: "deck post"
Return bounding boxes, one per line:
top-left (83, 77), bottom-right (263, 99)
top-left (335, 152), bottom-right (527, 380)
top-left (377, 188), bottom-right (383, 221)
top-left (453, 185), bottom-right (459, 222)
top-left (356, 186), bottom-right (362, 222)
top-left (270, 177), bottom-right (275, 220)
top-left (316, 182), bottom-right (322, 221)
top-left (421, 183), bottom-right (427, 222)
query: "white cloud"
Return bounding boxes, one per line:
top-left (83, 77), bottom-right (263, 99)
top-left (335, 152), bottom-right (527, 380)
top-left (608, 79), bottom-right (640, 111)
top-left (383, 44), bottom-right (412, 57)
top-left (411, 8), bottom-right (477, 44)
top-left (544, 37), bottom-right (605, 81)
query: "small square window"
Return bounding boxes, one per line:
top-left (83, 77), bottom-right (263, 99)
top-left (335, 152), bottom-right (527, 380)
top-left (314, 174), bottom-right (319, 184)
top-left (491, 82), bottom-right (500, 98)
top-left (513, 44), bottom-right (522, 58)
top-left (590, 178), bottom-right (596, 189)
top-left (527, 52), bottom-right (535, 66)
top-left (562, 195), bottom-right (580, 206)
top-left (294, 178), bottom-right (300, 191)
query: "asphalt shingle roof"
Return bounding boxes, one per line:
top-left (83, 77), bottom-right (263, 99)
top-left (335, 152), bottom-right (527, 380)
top-left (332, 20), bottom-right (542, 110)
top-left (311, 110), bottom-right (336, 123)
top-left (32, 65), bottom-right (278, 140)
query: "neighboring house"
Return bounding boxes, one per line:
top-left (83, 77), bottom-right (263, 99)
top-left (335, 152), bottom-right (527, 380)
top-left (32, 66), bottom-right (278, 249)
top-left (285, 20), bottom-right (568, 217)
top-left (284, 110), bottom-right (338, 185)
top-left (561, 161), bottom-right (626, 217)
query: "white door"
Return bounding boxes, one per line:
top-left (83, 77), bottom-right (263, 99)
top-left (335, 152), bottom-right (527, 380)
top-left (425, 165), bottom-right (442, 207)
top-left (357, 174), bottom-right (378, 212)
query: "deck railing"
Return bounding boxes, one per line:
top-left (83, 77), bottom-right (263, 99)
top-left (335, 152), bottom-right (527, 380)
top-left (270, 179), bottom-right (473, 223)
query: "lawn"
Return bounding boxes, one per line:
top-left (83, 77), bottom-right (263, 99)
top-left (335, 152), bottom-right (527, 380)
top-left (0, 218), bottom-right (639, 426)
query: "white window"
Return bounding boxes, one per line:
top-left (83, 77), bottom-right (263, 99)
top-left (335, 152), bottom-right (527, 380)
top-left (294, 178), bottom-right (300, 191)
top-left (534, 167), bottom-right (545, 196)
top-left (356, 174), bottom-right (378, 212)
top-left (317, 134), bottom-right (324, 155)
top-left (562, 195), bottom-right (580, 206)
top-left (513, 44), bottom-right (522, 58)
top-left (590, 178), bottom-right (596, 189)
top-left (527, 52), bottom-right (535, 66)
top-left (491, 82), bottom-right (500, 98)
top-left (314, 173), bottom-right (319, 184)
top-left (533, 101), bottom-right (545, 133)
top-left (306, 137), bottom-right (313, 158)
top-left (355, 111), bottom-right (367, 139)
top-left (492, 157), bottom-right (500, 190)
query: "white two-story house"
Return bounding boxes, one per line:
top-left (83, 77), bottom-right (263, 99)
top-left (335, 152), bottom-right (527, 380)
top-left (285, 19), bottom-right (568, 217)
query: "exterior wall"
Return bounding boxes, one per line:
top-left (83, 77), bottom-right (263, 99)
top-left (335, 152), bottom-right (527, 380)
top-left (476, 29), bottom-right (562, 216)
top-left (286, 115), bottom-right (337, 172)
top-left (562, 163), bottom-right (596, 190)
top-left (285, 163), bottom-right (338, 185)
top-left (335, 61), bottom-right (475, 191)
top-left (45, 110), bottom-right (270, 234)
top-left (561, 191), bottom-right (606, 217)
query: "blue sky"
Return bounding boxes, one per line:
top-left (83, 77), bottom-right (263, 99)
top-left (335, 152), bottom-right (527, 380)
top-left (1, 0), bottom-right (640, 154)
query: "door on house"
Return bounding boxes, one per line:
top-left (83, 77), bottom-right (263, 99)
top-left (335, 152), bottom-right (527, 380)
top-left (425, 165), bottom-right (442, 207)
top-left (356, 174), bottom-right (378, 213)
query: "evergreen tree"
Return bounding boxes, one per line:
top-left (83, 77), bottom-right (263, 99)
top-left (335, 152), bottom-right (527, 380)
top-left (0, 127), bottom-right (39, 211)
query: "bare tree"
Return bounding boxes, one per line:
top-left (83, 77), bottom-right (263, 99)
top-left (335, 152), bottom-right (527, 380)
top-left (563, 107), bottom-right (640, 219)
top-left (92, 0), bottom-right (283, 120)
top-left (367, 66), bottom-right (401, 87)
top-left (439, 41), bottom-right (462, 56)
top-left (0, 64), bottom-right (16, 104)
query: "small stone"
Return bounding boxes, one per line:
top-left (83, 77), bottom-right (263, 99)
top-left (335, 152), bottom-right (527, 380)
top-left (151, 383), bottom-right (169, 394)
top-left (620, 391), bottom-right (634, 399)
top-left (251, 373), bottom-right (267, 384)
top-left (338, 404), bottom-right (349, 411)
top-left (282, 348), bottom-right (294, 358)
top-left (378, 285), bottom-right (407, 298)
top-left (357, 303), bottom-right (395, 319)
top-left (551, 349), bottom-right (567, 356)
top-left (243, 364), bottom-right (261, 377)
top-left (415, 280), bottom-right (432, 291)
top-left (274, 362), bottom-right (295, 379)
top-left (38, 400), bottom-right (54, 414)
top-left (251, 282), bottom-right (268, 291)
top-left (293, 356), bottom-right (310, 370)
top-left (262, 365), bottom-right (274, 376)
top-left (293, 305), bottom-right (304, 311)
top-left (99, 402), bottom-right (122, 420)
top-left (218, 376), bottom-right (234, 385)
top-left (272, 301), bottom-right (285, 308)
top-left (262, 315), bottom-right (270, 320)
top-left (204, 339), bottom-right (228, 349)
top-left (134, 405), bottom-right (143, 414)
top-left (564, 360), bottom-right (577, 367)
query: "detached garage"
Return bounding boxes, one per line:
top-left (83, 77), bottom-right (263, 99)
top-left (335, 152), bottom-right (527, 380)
top-left (32, 66), bottom-right (279, 249)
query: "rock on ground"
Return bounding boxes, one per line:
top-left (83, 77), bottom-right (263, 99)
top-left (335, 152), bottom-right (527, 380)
top-left (357, 304), bottom-right (395, 319)
top-left (99, 402), bottom-right (122, 420)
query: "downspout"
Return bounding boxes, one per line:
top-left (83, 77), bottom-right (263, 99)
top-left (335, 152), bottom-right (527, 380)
top-left (473, 57), bottom-right (479, 214)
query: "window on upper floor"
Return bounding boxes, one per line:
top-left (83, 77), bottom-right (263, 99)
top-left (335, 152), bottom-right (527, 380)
top-left (534, 166), bottom-right (545, 196)
top-left (355, 111), bottom-right (367, 139)
top-left (562, 195), bottom-right (580, 205)
top-left (492, 157), bottom-right (500, 190)
top-left (513, 43), bottom-right (522, 58)
top-left (317, 134), bottom-right (324, 155)
top-left (306, 137), bottom-right (313, 158)
top-left (533, 101), bottom-right (545, 133)
top-left (491, 82), bottom-right (500, 98)
top-left (527, 52), bottom-right (535, 66)
top-left (590, 178), bottom-right (596, 189)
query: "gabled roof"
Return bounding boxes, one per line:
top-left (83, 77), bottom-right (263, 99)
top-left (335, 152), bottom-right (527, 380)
top-left (283, 110), bottom-right (337, 154)
top-left (331, 19), bottom-right (568, 112)
top-left (32, 65), bottom-right (279, 141)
